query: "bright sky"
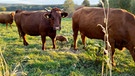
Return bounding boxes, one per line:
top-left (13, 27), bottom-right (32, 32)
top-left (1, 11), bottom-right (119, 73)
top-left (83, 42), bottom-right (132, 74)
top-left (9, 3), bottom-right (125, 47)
top-left (0, 0), bottom-right (99, 5)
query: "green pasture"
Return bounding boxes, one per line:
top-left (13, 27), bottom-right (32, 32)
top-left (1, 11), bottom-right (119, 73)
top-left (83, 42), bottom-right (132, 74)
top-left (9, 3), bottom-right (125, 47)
top-left (0, 18), bottom-right (135, 76)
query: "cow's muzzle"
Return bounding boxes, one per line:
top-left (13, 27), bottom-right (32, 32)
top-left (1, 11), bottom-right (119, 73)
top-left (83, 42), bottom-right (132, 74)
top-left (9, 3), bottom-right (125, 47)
top-left (54, 26), bottom-right (61, 30)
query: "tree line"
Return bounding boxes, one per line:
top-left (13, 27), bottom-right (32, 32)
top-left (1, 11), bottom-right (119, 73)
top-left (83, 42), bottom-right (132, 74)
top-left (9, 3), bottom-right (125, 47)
top-left (0, 0), bottom-right (135, 17)
top-left (63, 0), bottom-right (135, 17)
top-left (0, 4), bottom-right (63, 11)
top-left (98, 0), bottom-right (135, 14)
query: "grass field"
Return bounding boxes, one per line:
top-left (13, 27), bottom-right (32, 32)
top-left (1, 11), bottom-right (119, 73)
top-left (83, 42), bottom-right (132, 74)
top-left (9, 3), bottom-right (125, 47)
top-left (0, 18), bottom-right (135, 76)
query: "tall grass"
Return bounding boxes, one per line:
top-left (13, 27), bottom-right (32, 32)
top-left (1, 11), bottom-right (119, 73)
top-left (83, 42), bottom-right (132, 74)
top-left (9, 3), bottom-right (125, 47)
top-left (0, 46), bottom-right (9, 76)
top-left (0, 46), bottom-right (27, 76)
top-left (98, 0), bottom-right (112, 76)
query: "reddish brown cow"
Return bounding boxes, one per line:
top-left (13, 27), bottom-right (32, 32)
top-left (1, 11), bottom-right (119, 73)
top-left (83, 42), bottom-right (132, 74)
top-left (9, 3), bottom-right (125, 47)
top-left (56, 35), bottom-right (68, 42)
top-left (14, 8), bottom-right (68, 50)
top-left (72, 7), bottom-right (135, 65)
top-left (0, 12), bottom-right (14, 28)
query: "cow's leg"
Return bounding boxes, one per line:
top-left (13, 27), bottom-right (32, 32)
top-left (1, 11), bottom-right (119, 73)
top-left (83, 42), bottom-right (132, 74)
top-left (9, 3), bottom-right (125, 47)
top-left (73, 27), bottom-right (79, 50)
top-left (126, 44), bottom-right (135, 62)
top-left (16, 25), bottom-right (22, 39)
top-left (81, 33), bottom-right (86, 49)
top-left (48, 32), bottom-right (56, 49)
top-left (10, 23), bottom-right (12, 28)
top-left (51, 37), bottom-right (56, 49)
top-left (129, 48), bottom-right (135, 62)
top-left (107, 38), bottom-right (116, 66)
top-left (41, 35), bottom-right (46, 50)
top-left (22, 33), bottom-right (28, 46)
top-left (17, 25), bottom-right (28, 46)
top-left (110, 43), bottom-right (116, 66)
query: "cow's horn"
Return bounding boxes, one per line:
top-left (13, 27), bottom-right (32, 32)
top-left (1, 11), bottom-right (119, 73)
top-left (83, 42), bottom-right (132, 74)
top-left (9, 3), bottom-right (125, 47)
top-left (61, 9), bottom-right (64, 12)
top-left (45, 8), bottom-right (49, 12)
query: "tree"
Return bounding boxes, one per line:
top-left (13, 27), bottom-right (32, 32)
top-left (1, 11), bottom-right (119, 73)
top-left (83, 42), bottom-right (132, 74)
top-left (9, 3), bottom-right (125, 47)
top-left (130, 0), bottom-right (135, 14)
top-left (109, 0), bottom-right (119, 8)
top-left (97, 0), bottom-right (104, 7)
top-left (82, 0), bottom-right (90, 7)
top-left (0, 7), bottom-right (6, 11)
top-left (63, 0), bottom-right (75, 17)
top-left (47, 7), bottom-right (52, 11)
top-left (98, 0), bottom-right (118, 8)
top-left (97, 0), bottom-right (107, 7)
top-left (102, 0), bottom-right (131, 11)
top-left (119, 0), bottom-right (131, 10)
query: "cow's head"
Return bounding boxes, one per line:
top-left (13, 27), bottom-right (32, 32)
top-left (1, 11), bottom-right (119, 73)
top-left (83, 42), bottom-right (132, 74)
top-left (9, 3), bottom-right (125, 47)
top-left (9, 12), bottom-right (15, 24)
top-left (15, 9), bottom-right (24, 13)
top-left (44, 7), bottom-right (68, 30)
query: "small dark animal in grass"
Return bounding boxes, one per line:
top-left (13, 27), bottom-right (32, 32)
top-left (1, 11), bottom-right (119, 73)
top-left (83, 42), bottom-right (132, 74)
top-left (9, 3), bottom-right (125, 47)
top-left (56, 35), bottom-right (68, 42)
top-left (0, 12), bottom-right (14, 29)
top-left (72, 7), bottom-right (135, 66)
top-left (14, 8), bottom-right (68, 50)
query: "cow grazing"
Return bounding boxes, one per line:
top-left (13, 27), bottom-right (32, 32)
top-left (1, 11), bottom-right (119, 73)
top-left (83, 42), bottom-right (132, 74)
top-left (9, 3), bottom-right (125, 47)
top-left (14, 8), bottom-right (68, 50)
top-left (56, 35), bottom-right (68, 42)
top-left (0, 12), bottom-right (14, 28)
top-left (72, 7), bottom-right (135, 66)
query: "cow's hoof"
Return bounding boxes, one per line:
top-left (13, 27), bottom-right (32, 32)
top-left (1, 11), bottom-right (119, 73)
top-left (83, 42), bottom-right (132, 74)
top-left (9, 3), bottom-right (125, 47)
top-left (42, 49), bottom-right (45, 51)
top-left (24, 42), bottom-right (29, 46)
top-left (72, 49), bottom-right (78, 53)
top-left (83, 46), bottom-right (85, 49)
top-left (42, 48), bottom-right (46, 51)
top-left (52, 47), bottom-right (56, 49)
top-left (74, 49), bottom-right (78, 51)
top-left (83, 46), bottom-right (86, 50)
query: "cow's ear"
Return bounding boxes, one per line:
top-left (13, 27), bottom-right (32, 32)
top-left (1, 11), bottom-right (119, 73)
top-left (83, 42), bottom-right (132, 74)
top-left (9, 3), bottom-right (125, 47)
top-left (61, 12), bottom-right (68, 18)
top-left (10, 12), bottom-right (15, 17)
top-left (44, 13), bottom-right (51, 19)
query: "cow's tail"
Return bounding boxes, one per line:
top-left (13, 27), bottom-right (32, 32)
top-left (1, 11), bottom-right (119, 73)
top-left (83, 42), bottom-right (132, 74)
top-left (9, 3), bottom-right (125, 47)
top-left (16, 26), bottom-right (22, 39)
top-left (18, 30), bottom-right (22, 39)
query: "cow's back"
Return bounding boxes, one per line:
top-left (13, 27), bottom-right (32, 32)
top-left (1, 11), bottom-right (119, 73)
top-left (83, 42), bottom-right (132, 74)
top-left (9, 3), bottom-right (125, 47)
top-left (72, 7), bottom-right (129, 40)
top-left (0, 13), bottom-right (13, 23)
top-left (15, 11), bottom-right (49, 36)
top-left (0, 14), bottom-right (5, 23)
top-left (21, 12), bottom-right (41, 30)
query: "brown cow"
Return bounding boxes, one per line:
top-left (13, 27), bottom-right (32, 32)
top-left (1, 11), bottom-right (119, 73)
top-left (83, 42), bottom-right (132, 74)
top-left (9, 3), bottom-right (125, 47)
top-left (0, 12), bottom-right (14, 28)
top-left (72, 7), bottom-right (135, 66)
top-left (56, 35), bottom-right (68, 42)
top-left (14, 8), bottom-right (68, 50)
